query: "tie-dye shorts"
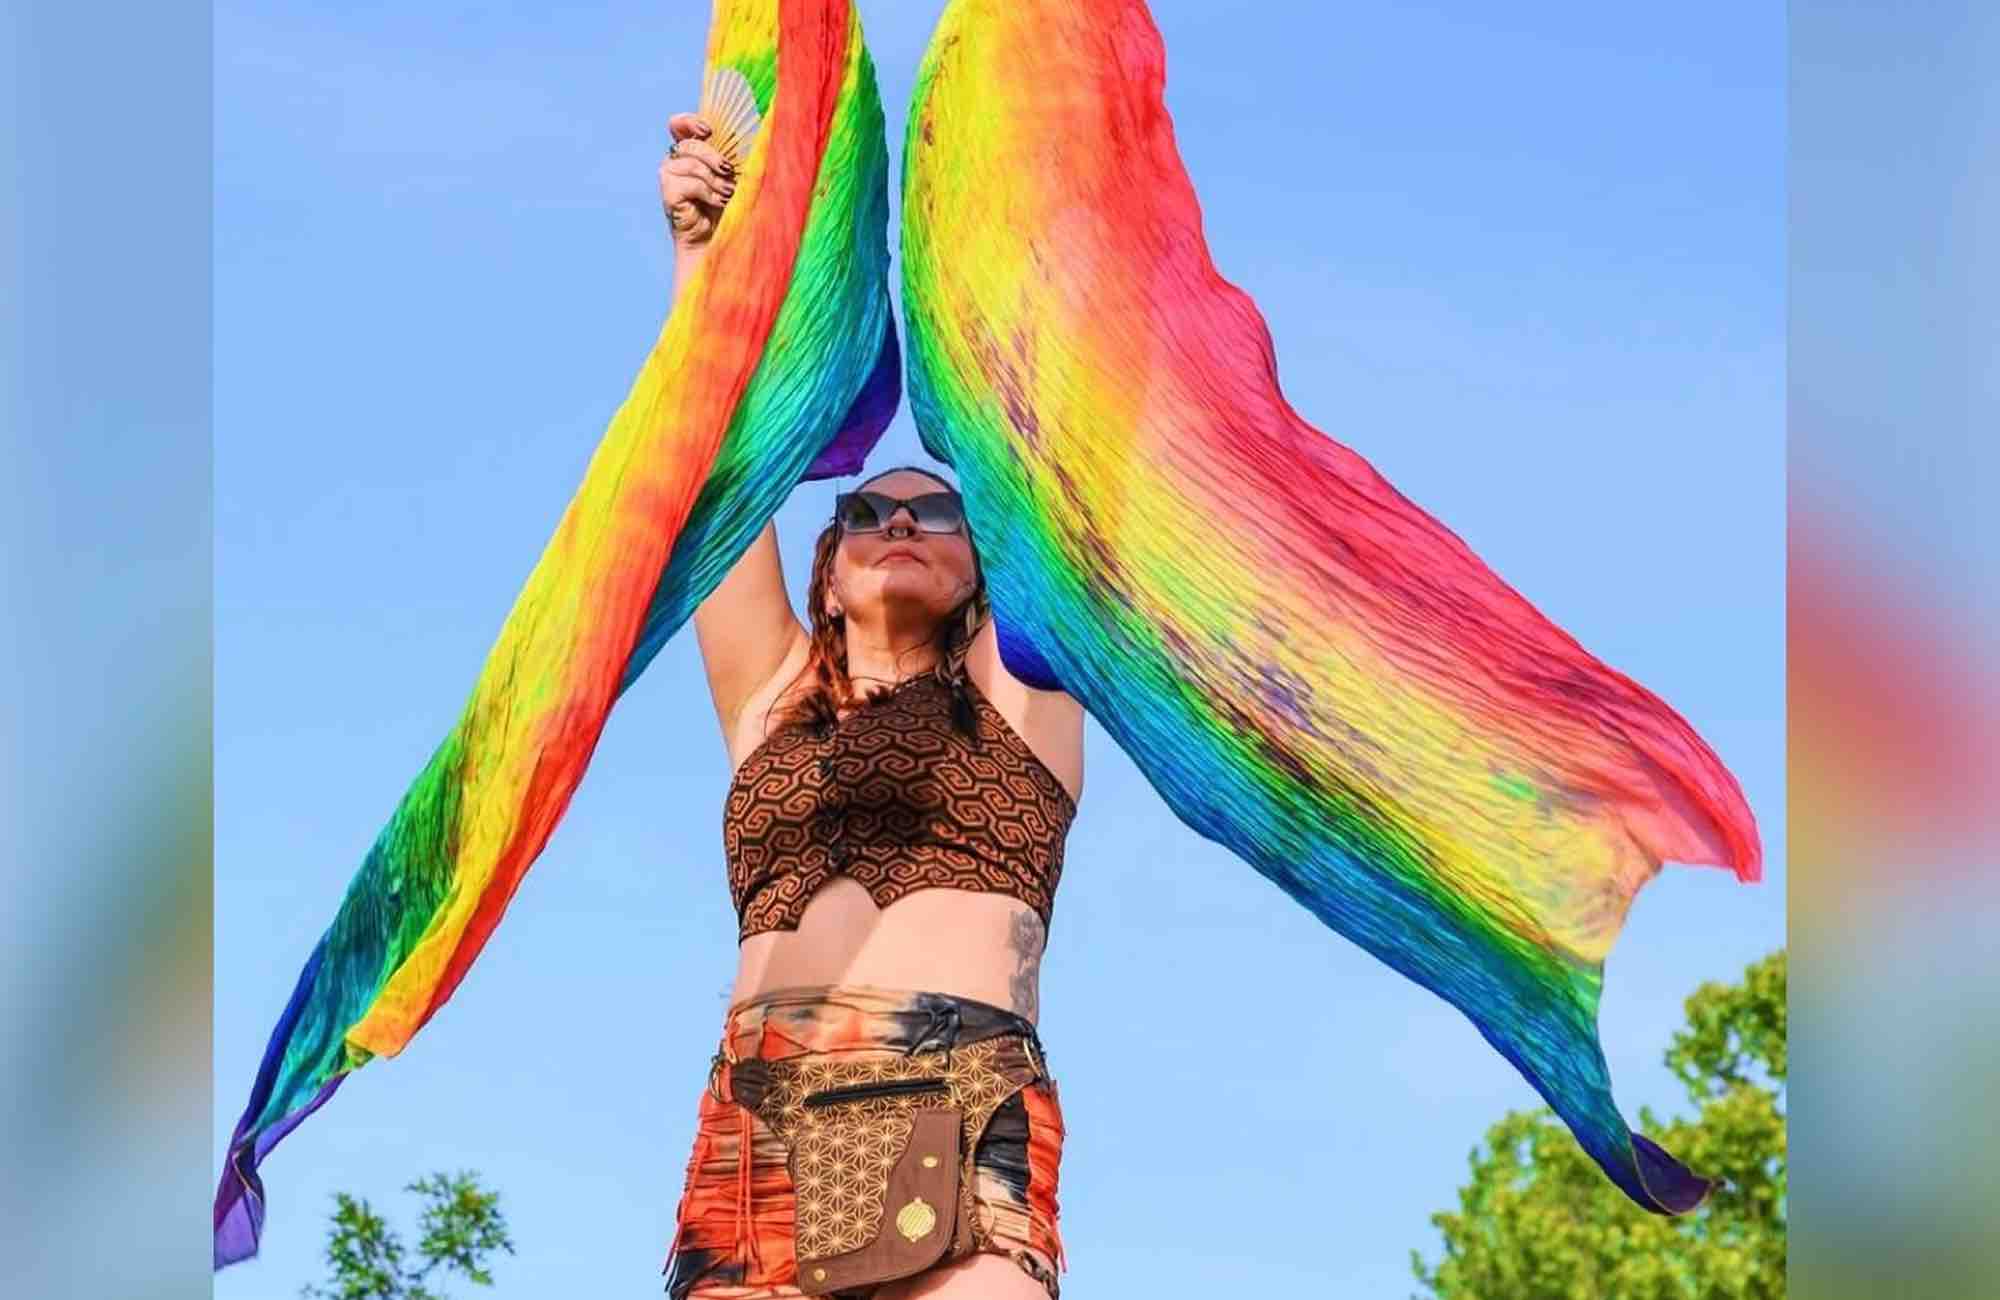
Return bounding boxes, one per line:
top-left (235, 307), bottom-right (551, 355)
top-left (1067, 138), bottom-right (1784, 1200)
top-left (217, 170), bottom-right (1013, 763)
top-left (662, 984), bottom-right (1067, 1299)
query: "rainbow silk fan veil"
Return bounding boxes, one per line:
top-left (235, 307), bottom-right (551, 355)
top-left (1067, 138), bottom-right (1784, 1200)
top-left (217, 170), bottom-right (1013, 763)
top-left (218, 0), bottom-right (1761, 1270)
top-left (214, 0), bottom-right (896, 1267)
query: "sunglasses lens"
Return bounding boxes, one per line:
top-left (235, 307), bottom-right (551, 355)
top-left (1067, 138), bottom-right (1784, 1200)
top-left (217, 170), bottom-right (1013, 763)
top-left (836, 494), bottom-right (885, 532)
top-left (911, 493), bottom-right (966, 533)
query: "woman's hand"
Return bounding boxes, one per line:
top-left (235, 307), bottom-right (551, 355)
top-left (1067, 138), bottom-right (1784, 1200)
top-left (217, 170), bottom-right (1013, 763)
top-left (660, 112), bottom-right (737, 254)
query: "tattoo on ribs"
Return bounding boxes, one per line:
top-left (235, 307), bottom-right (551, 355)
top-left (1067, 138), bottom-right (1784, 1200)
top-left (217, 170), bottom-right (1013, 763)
top-left (1008, 909), bottom-right (1045, 1020)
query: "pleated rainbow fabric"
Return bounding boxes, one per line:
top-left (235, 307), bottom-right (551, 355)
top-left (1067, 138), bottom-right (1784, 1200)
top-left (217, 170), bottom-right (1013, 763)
top-left (901, 0), bottom-right (1762, 1213)
top-left (214, 0), bottom-right (896, 1268)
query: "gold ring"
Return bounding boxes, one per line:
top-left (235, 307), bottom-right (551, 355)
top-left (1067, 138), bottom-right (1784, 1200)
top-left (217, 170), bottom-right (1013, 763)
top-left (1022, 1033), bottom-right (1045, 1081)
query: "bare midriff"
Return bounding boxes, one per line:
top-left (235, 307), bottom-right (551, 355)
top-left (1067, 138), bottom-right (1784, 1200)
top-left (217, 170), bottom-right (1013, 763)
top-left (717, 626), bottom-right (1078, 1025)
top-left (729, 880), bottom-right (1042, 1022)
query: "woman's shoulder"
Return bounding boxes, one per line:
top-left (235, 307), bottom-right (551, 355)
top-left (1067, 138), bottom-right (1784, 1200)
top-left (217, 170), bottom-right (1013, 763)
top-left (963, 618), bottom-right (1084, 804)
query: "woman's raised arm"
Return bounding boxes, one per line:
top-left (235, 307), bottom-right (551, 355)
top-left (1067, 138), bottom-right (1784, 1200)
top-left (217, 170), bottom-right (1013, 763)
top-left (662, 110), bottom-right (808, 743)
top-left (694, 520), bottom-right (807, 746)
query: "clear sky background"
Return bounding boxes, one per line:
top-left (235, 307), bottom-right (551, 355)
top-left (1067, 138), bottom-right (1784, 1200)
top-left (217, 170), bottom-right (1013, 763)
top-left (214, 2), bottom-right (1784, 1296)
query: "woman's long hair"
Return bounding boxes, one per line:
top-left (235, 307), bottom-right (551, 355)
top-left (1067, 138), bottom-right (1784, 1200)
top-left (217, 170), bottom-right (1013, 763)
top-left (769, 465), bottom-right (989, 739)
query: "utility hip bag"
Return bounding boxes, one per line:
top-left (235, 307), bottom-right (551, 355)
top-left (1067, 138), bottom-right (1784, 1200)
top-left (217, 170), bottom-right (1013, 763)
top-left (724, 1032), bottom-right (1048, 1296)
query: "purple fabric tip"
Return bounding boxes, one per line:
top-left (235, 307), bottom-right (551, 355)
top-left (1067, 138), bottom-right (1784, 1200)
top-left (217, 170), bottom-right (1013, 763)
top-left (801, 314), bottom-right (900, 481)
top-left (214, 938), bottom-right (347, 1270)
top-left (213, 1181), bottom-right (263, 1270)
top-left (1631, 1130), bottom-right (1715, 1213)
top-left (214, 1073), bottom-right (345, 1268)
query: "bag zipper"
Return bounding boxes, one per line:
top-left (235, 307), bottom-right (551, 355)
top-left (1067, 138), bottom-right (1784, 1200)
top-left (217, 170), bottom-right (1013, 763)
top-left (802, 1076), bottom-right (949, 1108)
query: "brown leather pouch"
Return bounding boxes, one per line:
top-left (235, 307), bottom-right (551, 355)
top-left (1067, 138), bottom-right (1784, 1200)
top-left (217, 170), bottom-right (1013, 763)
top-left (733, 1036), bottom-right (1041, 1296)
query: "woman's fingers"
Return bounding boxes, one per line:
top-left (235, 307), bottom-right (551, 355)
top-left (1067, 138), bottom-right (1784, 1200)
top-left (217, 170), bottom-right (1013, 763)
top-left (659, 139), bottom-right (734, 191)
top-left (661, 112), bottom-right (730, 246)
top-left (660, 157), bottom-right (733, 207)
top-left (668, 112), bottom-right (714, 142)
top-left (673, 137), bottom-right (735, 181)
top-left (668, 152), bottom-right (735, 197)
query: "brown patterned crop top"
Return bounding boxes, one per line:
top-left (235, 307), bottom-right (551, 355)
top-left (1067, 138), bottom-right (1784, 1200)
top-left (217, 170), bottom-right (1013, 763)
top-left (722, 669), bottom-right (1077, 941)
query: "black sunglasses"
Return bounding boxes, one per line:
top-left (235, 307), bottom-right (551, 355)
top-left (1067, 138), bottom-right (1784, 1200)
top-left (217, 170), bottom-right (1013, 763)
top-left (833, 489), bottom-right (967, 535)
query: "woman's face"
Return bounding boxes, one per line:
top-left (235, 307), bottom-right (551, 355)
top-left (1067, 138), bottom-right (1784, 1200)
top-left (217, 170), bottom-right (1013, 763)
top-left (828, 470), bottom-right (977, 628)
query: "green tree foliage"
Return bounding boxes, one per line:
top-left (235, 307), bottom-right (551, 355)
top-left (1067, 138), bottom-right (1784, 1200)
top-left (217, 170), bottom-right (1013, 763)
top-left (1413, 950), bottom-right (1786, 1300)
top-left (302, 1171), bottom-right (515, 1300)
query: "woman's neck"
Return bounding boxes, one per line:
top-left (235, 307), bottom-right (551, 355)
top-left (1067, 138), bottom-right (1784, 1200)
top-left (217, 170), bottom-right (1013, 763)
top-left (841, 617), bottom-right (942, 686)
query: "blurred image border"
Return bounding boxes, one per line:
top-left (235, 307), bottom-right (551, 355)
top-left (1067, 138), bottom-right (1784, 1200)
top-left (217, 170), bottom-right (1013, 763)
top-left (1789, 3), bottom-right (1998, 1298)
top-left (3, 2), bottom-right (214, 1298)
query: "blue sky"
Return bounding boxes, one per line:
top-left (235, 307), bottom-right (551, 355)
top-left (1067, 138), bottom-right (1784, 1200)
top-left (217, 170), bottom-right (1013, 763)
top-left (214, 2), bottom-right (1783, 1295)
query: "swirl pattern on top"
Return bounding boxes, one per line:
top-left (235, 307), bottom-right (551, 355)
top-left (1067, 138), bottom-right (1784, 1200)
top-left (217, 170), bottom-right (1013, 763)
top-left (723, 672), bottom-right (1076, 940)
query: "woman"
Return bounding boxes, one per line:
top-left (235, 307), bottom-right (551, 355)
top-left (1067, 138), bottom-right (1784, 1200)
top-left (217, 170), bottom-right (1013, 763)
top-left (658, 112), bottom-right (1085, 1300)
